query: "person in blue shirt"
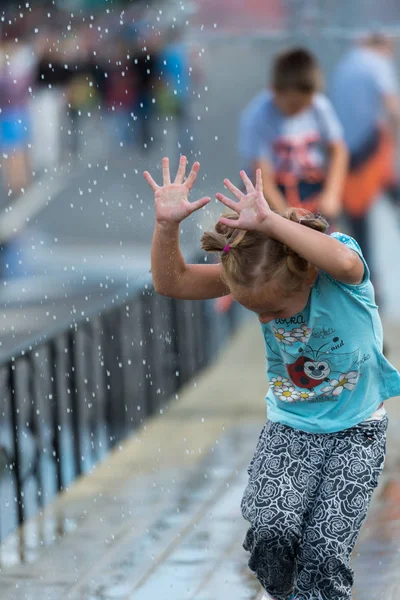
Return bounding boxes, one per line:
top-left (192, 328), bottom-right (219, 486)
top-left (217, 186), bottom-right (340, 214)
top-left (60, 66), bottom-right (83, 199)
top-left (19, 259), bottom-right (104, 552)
top-left (330, 33), bottom-right (400, 276)
top-left (157, 25), bottom-right (193, 160)
top-left (218, 48), bottom-right (348, 316)
top-left (144, 155), bottom-right (400, 600)
top-left (239, 48), bottom-right (347, 220)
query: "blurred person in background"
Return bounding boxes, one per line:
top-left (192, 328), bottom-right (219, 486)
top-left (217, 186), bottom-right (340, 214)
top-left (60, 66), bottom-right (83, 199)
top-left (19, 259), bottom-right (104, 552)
top-left (31, 29), bottom-right (71, 173)
top-left (64, 23), bottom-right (106, 157)
top-left (30, 16), bottom-right (109, 172)
top-left (157, 24), bottom-right (193, 160)
top-left (129, 24), bottom-right (161, 151)
top-left (0, 22), bottom-right (34, 200)
top-left (331, 33), bottom-right (400, 280)
top-left (239, 48), bottom-right (347, 219)
top-left (217, 48), bottom-right (347, 313)
top-left (102, 37), bottom-right (136, 149)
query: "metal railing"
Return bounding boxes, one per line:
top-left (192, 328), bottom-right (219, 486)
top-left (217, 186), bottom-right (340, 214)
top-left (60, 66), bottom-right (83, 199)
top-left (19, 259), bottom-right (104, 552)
top-left (0, 265), bottom-right (242, 555)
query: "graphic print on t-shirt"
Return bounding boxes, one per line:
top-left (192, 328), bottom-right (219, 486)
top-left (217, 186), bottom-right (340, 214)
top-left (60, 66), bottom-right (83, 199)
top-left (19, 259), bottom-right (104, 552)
top-left (265, 323), bottom-right (362, 404)
top-left (273, 132), bottom-right (325, 185)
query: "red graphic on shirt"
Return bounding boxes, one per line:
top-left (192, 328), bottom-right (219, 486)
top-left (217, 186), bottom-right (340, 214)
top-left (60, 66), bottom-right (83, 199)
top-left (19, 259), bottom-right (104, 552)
top-left (273, 133), bottom-right (325, 185)
top-left (287, 355), bottom-right (331, 389)
top-left (273, 133), bottom-right (326, 210)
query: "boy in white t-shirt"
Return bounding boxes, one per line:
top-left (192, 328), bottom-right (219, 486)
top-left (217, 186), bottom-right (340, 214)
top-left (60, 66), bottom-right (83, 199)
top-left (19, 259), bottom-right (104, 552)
top-left (217, 49), bottom-right (348, 313)
top-left (239, 48), bottom-right (347, 221)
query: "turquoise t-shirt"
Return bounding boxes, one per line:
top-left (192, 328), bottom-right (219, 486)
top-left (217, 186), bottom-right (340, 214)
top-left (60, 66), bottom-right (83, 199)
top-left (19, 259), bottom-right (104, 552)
top-left (262, 232), bottom-right (400, 433)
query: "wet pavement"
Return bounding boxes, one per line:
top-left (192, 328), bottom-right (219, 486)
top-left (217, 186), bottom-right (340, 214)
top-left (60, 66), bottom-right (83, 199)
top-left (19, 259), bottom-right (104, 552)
top-left (352, 447), bottom-right (400, 599)
top-left (0, 320), bottom-right (400, 599)
top-left (0, 319), bottom-right (268, 600)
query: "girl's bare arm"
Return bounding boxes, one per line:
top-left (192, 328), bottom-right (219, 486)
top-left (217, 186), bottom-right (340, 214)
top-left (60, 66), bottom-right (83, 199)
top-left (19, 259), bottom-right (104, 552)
top-left (216, 169), bottom-right (364, 286)
top-left (145, 157), bottom-right (230, 300)
top-left (263, 212), bottom-right (364, 284)
top-left (152, 222), bottom-right (229, 299)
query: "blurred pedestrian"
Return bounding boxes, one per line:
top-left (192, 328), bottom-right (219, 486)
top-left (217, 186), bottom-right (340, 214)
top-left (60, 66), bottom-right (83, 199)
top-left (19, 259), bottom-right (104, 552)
top-left (217, 48), bottom-right (347, 313)
top-left (330, 33), bottom-right (400, 274)
top-left (99, 38), bottom-right (135, 149)
top-left (0, 25), bottom-right (34, 200)
top-left (31, 31), bottom-right (70, 173)
top-left (157, 25), bottom-right (193, 159)
top-left (239, 48), bottom-right (347, 220)
top-left (130, 26), bottom-right (160, 150)
top-left (64, 26), bottom-right (105, 157)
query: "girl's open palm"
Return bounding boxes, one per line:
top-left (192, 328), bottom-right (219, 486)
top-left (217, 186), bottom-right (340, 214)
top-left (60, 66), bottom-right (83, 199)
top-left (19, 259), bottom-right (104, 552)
top-left (216, 169), bottom-right (271, 231)
top-left (144, 156), bottom-right (210, 225)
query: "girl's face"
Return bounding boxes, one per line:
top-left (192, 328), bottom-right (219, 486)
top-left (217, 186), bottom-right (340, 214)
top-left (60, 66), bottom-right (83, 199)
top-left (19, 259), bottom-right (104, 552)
top-left (232, 280), bottom-right (313, 324)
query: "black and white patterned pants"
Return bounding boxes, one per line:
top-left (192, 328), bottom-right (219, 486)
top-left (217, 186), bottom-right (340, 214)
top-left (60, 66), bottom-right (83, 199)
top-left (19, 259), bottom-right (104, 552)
top-left (241, 417), bottom-right (388, 600)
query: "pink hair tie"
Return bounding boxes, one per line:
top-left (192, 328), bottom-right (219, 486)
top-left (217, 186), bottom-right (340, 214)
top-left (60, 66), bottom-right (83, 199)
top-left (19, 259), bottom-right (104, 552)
top-left (223, 244), bottom-right (231, 254)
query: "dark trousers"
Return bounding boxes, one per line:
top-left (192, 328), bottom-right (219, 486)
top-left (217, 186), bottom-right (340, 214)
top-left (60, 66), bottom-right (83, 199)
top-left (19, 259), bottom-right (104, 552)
top-left (241, 418), bottom-right (387, 600)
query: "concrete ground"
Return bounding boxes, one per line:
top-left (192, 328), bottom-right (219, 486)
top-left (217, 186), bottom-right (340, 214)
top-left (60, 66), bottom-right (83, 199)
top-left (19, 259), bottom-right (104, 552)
top-left (0, 318), bottom-right (399, 599)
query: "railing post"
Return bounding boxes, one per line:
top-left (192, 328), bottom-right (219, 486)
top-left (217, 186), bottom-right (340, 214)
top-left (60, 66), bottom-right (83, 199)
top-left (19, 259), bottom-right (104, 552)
top-left (26, 352), bottom-right (45, 507)
top-left (84, 320), bottom-right (104, 464)
top-left (170, 298), bottom-right (182, 390)
top-left (102, 309), bottom-right (126, 446)
top-left (9, 361), bottom-right (25, 529)
top-left (141, 289), bottom-right (156, 416)
top-left (122, 299), bottom-right (149, 429)
top-left (67, 329), bottom-right (83, 478)
top-left (49, 339), bottom-right (65, 492)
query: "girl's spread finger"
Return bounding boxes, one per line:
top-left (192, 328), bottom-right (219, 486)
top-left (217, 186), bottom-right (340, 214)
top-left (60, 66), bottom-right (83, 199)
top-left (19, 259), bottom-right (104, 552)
top-left (185, 161), bottom-right (200, 189)
top-left (240, 169), bottom-right (255, 193)
top-left (143, 171), bottom-right (159, 191)
top-left (223, 178), bottom-right (244, 200)
top-left (218, 217), bottom-right (241, 229)
top-left (162, 157), bottom-right (171, 185)
top-left (174, 155), bottom-right (187, 184)
top-left (189, 196), bottom-right (211, 213)
top-left (215, 193), bottom-right (239, 212)
top-left (255, 168), bottom-right (263, 192)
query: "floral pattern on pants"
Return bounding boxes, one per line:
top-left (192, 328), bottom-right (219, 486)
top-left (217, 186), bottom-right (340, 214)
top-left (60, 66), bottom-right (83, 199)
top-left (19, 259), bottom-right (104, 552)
top-left (241, 417), bottom-right (388, 600)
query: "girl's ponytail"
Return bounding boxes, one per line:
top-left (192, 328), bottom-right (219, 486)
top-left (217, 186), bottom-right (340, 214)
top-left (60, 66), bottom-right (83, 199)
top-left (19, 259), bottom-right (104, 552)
top-left (201, 207), bottom-right (325, 292)
top-left (284, 208), bottom-right (328, 233)
top-left (283, 209), bottom-right (328, 276)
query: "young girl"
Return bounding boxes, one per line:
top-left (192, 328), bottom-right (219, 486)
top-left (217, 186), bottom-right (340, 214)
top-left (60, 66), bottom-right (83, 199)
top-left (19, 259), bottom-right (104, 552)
top-left (144, 156), bottom-right (400, 600)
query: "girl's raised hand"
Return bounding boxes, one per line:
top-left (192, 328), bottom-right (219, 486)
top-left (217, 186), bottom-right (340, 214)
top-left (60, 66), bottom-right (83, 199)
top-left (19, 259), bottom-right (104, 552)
top-left (144, 156), bottom-right (210, 225)
top-left (216, 169), bottom-right (271, 231)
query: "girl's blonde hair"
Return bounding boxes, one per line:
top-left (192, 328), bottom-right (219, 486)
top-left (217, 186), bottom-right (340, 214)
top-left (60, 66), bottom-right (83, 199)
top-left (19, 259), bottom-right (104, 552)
top-left (201, 208), bottom-right (327, 294)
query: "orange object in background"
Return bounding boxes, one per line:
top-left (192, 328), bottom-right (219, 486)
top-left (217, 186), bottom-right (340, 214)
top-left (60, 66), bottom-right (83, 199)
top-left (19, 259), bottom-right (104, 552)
top-left (343, 128), bottom-right (396, 218)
